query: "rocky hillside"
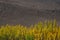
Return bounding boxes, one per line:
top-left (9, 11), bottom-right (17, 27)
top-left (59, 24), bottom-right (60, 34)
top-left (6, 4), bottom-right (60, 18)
top-left (0, 0), bottom-right (60, 26)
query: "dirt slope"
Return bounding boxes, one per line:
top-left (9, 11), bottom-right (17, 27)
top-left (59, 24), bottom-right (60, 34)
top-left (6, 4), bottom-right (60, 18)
top-left (0, 0), bottom-right (60, 26)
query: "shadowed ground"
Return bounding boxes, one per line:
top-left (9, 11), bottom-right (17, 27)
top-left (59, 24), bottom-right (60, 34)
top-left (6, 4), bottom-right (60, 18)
top-left (0, 0), bottom-right (60, 26)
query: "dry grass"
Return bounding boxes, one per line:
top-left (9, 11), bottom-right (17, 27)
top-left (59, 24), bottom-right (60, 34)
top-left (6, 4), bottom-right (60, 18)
top-left (0, 20), bottom-right (60, 40)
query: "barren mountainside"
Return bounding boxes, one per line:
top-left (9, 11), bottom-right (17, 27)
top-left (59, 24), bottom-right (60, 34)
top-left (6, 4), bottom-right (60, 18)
top-left (0, 0), bottom-right (60, 26)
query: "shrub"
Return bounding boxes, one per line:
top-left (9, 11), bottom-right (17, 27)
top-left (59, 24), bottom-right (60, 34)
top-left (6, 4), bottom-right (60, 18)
top-left (0, 20), bottom-right (60, 40)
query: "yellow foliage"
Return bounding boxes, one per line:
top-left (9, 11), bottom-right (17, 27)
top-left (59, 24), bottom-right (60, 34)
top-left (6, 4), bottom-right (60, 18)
top-left (0, 20), bottom-right (60, 40)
